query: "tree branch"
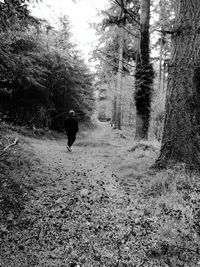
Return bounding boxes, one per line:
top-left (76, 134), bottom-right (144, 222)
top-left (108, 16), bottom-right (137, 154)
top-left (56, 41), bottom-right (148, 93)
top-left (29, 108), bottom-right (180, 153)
top-left (97, 55), bottom-right (135, 78)
top-left (110, 0), bottom-right (140, 25)
top-left (120, 24), bottom-right (139, 38)
top-left (96, 49), bottom-right (135, 68)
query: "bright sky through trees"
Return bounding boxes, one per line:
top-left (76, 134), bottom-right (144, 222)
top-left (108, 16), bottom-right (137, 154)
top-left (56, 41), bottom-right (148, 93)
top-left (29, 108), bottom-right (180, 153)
top-left (31, 0), bottom-right (108, 60)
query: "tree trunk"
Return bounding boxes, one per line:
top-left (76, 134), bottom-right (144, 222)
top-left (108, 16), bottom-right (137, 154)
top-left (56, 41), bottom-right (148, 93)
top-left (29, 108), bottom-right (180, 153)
top-left (158, 0), bottom-right (166, 104)
top-left (161, 59), bottom-right (167, 103)
top-left (155, 0), bottom-right (200, 169)
top-left (134, 0), bottom-right (154, 140)
top-left (114, 0), bottom-right (126, 130)
top-left (158, 31), bottom-right (164, 94)
top-left (113, 95), bottom-right (117, 125)
top-left (115, 29), bottom-right (124, 130)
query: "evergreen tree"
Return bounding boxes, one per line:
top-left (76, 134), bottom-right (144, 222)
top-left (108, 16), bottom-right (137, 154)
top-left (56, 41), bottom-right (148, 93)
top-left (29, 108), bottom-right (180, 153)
top-left (0, 6), bottom-right (95, 130)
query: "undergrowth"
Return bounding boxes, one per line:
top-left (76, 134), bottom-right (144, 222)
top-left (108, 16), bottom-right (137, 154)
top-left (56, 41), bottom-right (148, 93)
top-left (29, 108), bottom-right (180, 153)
top-left (0, 121), bottom-right (65, 139)
top-left (0, 120), bottom-right (95, 140)
top-left (0, 132), bottom-right (40, 228)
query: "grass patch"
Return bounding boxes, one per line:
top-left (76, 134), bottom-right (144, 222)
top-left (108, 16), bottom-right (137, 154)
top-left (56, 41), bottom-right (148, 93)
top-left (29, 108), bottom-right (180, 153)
top-left (142, 167), bottom-right (200, 266)
top-left (0, 133), bottom-right (41, 227)
top-left (116, 158), bottom-right (200, 266)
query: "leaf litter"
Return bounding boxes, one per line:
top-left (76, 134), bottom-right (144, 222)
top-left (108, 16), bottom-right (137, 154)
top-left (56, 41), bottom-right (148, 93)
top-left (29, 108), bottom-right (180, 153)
top-left (1, 123), bottom-right (200, 266)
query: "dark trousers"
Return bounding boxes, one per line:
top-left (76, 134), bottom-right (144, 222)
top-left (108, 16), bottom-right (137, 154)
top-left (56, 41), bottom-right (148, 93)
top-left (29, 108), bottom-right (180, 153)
top-left (67, 133), bottom-right (76, 147)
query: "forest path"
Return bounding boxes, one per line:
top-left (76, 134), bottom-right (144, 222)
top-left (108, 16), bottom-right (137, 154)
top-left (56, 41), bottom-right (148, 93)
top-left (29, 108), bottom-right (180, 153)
top-left (30, 122), bottom-right (157, 202)
top-left (30, 122), bottom-right (127, 203)
top-left (1, 122), bottom-right (159, 267)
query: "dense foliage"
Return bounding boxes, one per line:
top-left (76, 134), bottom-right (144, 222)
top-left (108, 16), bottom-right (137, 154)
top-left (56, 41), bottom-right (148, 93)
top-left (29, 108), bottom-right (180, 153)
top-left (0, 2), bottom-right (95, 130)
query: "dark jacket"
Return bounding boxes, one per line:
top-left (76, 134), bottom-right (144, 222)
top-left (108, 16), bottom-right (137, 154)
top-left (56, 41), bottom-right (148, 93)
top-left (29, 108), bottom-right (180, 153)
top-left (64, 116), bottom-right (78, 135)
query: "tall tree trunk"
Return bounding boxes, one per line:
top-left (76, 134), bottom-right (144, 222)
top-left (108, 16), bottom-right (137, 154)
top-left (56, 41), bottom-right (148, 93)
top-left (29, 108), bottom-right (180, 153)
top-left (134, 0), bottom-right (154, 140)
top-left (113, 95), bottom-right (117, 125)
top-left (155, 0), bottom-right (200, 169)
top-left (161, 59), bottom-right (167, 103)
top-left (114, 0), bottom-right (126, 130)
top-left (158, 0), bottom-right (165, 104)
top-left (158, 31), bottom-right (164, 94)
top-left (107, 75), bottom-right (116, 125)
top-left (115, 29), bottom-right (124, 130)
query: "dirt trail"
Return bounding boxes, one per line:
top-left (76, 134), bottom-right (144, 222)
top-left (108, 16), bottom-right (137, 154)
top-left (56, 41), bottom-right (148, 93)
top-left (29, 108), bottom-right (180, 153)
top-left (1, 122), bottom-right (159, 267)
top-left (31, 122), bottom-right (124, 199)
top-left (30, 122), bottom-right (155, 200)
top-left (30, 122), bottom-right (133, 206)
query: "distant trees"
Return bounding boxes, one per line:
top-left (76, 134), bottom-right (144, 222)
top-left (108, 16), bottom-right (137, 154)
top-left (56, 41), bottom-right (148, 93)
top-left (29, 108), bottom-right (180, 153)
top-left (0, 2), bottom-right (95, 130)
top-left (93, 0), bottom-right (138, 128)
top-left (93, 0), bottom-right (156, 139)
top-left (155, 0), bottom-right (200, 169)
top-left (155, 0), bottom-right (174, 98)
top-left (151, 0), bottom-right (174, 110)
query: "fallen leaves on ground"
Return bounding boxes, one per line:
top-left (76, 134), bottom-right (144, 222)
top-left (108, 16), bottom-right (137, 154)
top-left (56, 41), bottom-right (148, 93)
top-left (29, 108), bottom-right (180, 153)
top-left (1, 124), bottom-right (200, 267)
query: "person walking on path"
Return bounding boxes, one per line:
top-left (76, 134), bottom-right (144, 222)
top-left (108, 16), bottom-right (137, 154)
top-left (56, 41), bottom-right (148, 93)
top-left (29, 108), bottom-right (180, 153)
top-left (64, 110), bottom-right (79, 152)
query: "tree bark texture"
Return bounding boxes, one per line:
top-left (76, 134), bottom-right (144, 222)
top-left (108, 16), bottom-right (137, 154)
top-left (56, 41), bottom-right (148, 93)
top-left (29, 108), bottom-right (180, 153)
top-left (135, 0), bottom-right (154, 140)
top-left (155, 0), bottom-right (200, 169)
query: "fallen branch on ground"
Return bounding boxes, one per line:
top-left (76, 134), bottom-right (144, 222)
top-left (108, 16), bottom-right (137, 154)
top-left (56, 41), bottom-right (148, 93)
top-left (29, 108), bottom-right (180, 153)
top-left (1, 137), bottom-right (19, 155)
top-left (120, 132), bottom-right (127, 139)
top-left (113, 129), bottom-right (127, 139)
top-left (129, 143), bottom-right (158, 153)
